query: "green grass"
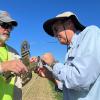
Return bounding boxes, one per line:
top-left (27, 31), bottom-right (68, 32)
top-left (49, 80), bottom-right (63, 100)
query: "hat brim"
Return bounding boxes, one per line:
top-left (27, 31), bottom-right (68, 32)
top-left (10, 21), bottom-right (18, 26)
top-left (43, 15), bottom-right (85, 37)
top-left (0, 16), bottom-right (18, 26)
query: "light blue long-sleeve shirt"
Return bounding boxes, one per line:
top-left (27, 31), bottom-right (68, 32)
top-left (53, 25), bottom-right (100, 100)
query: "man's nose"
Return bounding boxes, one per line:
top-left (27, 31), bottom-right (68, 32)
top-left (4, 28), bottom-right (11, 33)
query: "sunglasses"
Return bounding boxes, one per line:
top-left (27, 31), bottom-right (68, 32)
top-left (0, 22), bottom-right (13, 30)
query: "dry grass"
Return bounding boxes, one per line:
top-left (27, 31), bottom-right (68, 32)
top-left (22, 72), bottom-right (62, 100)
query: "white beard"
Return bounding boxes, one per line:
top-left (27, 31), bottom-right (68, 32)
top-left (0, 34), bottom-right (9, 42)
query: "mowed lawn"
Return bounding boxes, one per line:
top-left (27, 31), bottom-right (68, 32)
top-left (22, 72), bottom-right (63, 100)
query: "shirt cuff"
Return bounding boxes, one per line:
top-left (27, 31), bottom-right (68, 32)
top-left (53, 63), bottom-right (64, 80)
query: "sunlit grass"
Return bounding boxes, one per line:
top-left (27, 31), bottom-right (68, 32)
top-left (48, 80), bottom-right (63, 100)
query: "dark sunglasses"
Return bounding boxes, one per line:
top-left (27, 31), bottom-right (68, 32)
top-left (0, 22), bottom-right (13, 30)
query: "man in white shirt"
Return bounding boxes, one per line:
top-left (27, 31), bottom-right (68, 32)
top-left (37, 11), bottom-right (100, 100)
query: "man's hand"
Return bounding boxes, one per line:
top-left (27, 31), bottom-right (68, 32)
top-left (30, 56), bottom-right (38, 63)
top-left (30, 53), bottom-right (55, 66)
top-left (37, 67), bottom-right (53, 80)
top-left (30, 53), bottom-right (55, 80)
top-left (1, 59), bottom-right (28, 74)
top-left (41, 52), bottom-right (55, 66)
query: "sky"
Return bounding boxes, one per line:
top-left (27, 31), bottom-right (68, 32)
top-left (0, 0), bottom-right (100, 62)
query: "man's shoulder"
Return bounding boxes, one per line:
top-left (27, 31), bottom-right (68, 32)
top-left (77, 25), bottom-right (100, 44)
top-left (6, 44), bottom-right (19, 55)
top-left (80, 25), bottom-right (100, 37)
top-left (85, 25), bottom-right (100, 32)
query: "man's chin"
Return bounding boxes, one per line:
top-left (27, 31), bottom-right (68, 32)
top-left (0, 37), bottom-right (9, 43)
top-left (59, 40), bottom-right (67, 45)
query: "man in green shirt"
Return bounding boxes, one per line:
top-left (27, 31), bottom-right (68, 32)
top-left (0, 10), bottom-right (27, 100)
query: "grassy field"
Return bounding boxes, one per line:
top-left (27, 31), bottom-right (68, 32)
top-left (22, 72), bottom-right (63, 100)
top-left (49, 81), bottom-right (63, 100)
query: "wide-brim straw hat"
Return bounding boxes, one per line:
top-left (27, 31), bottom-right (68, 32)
top-left (43, 11), bottom-right (85, 37)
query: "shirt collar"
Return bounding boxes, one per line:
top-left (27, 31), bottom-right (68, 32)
top-left (69, 32), bottom-right (79, 48)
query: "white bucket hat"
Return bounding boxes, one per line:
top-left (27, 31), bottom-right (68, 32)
top-left (43, 11), bottom-right (85, 37)
top-left (0, 10), bottom-right (17, 26)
